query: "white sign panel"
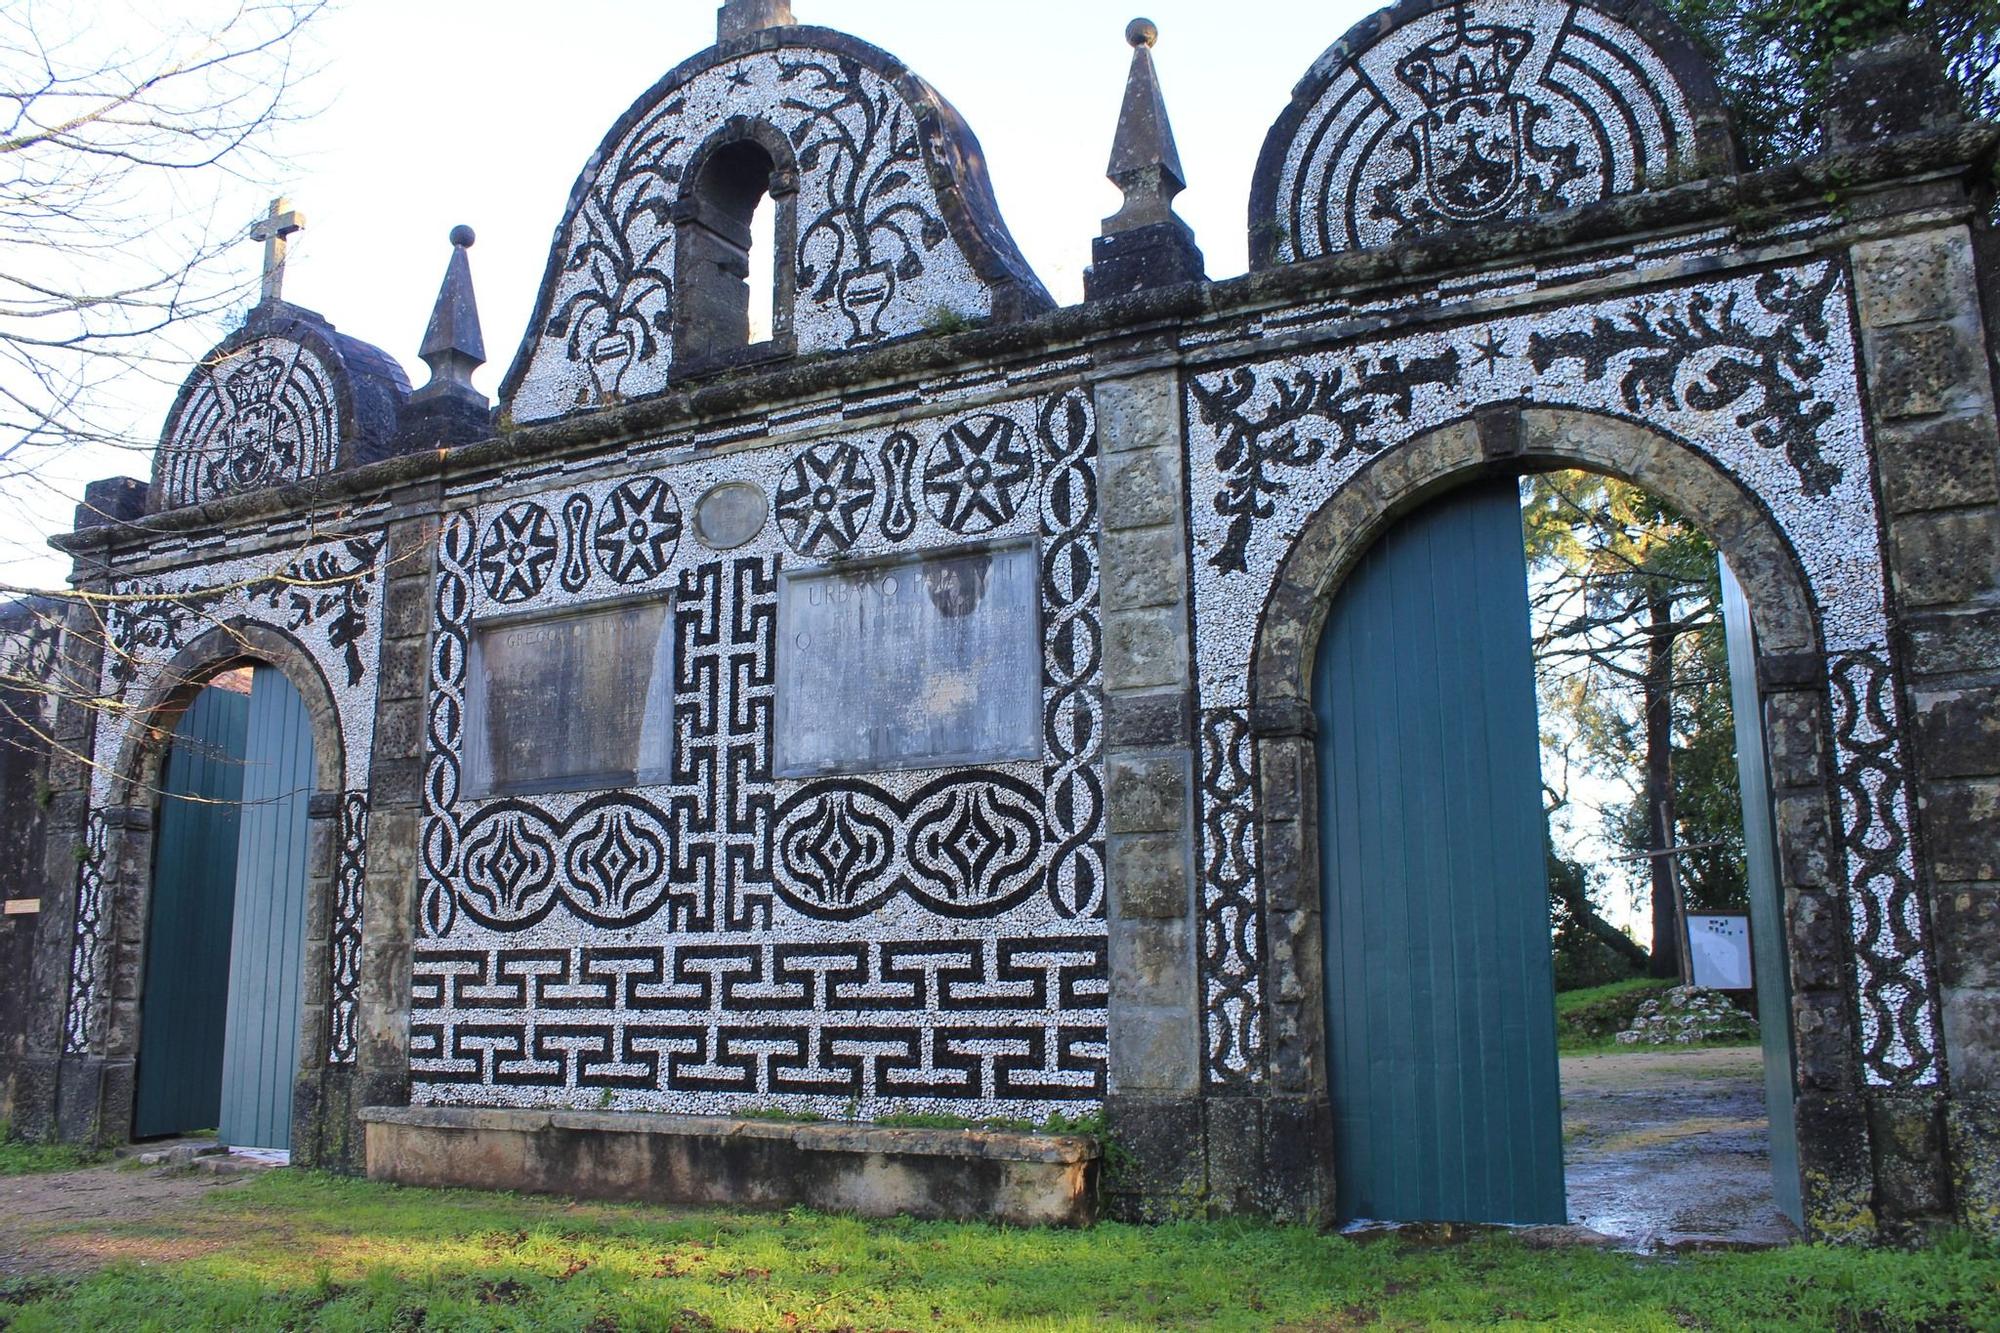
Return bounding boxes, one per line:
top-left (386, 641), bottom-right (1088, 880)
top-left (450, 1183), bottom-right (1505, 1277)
top-left (1688, 914), bottom-right (1754, 991)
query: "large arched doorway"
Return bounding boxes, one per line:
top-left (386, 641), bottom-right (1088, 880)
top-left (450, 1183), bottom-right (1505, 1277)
top-left (1309, 463), bottom-right (1802, 1231)
top-left (134, 662), bottom-right (316, 1150)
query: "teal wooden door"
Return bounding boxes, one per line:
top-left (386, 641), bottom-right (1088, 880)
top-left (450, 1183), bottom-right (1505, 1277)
top-left (1312, 478), bottom-right (1566, 1225)
top-left (1720, 559), bottom-right (1804, 1226)
top-left (135, 682), bottom-right (251, 1138)
top-left (216, 667), bottom-right (315, 1151)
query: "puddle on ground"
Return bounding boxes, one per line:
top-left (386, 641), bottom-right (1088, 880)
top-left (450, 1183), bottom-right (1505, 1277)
top-left (1560, 1047), bottom-right (1798, 1250)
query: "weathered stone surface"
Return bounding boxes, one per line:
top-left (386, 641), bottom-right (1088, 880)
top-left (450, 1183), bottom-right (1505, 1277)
top-left (1869, 325), bottom-right (1975, 420)
top-left (1936, 884), bottom-right (2000, 989)
top-left (1788, 888), bottom-right (1852, 993)
top-left (1913, 684), bottom-right (2000, 780)
top-left (1111, 918), bottom-right (1192, 1008)
top-left (1890, 507), bottom-right (2000, 606)
top-left (1101, 529), bottom-right (1187, 611)
top-left (1794, 988), bottom-right (1860, 1093)
top-left (1943, 987), bottom-right (2000, 1092)
top-left (1102, 447), bottom-right (1180, 530)
top-left (1853, 232), bottom-right (1974, 330)
top-left (1921, 780), bottom-right (2000, 882)
top-left (1094, 373), bottom-right (1179, 455)
top-left (1109, 833), bottom-right (1191, 919)
top-left (1906, 607), bottom-right (2000, 677)
top-left (1775, 793), bottom-right (1838, 890)
top-left (1107, 1007), bottom-right (1198, 1095)
top-left (1106, 755), bottom-right (1188, 834)
top-left (1105, 690), bottom-right (1192, 749)
top-left (1946, 1093), bottom-right (2000, 1237)
top-left (1104, 607), bottom-right (1187, 691)
top-left (1102, 1094), bottom-right (1203, 1219)
top-left (1867, 1094), bottom-right (1950, 1224)
top-left (1201, 1095), bottom-right (1263, 1215)
top-left (1796, 1093), bottom-right (1877, 1243)
top-left (1762, 690), bottom-right (1826, 791)
top-left (1875, 415), bottom-right (2000, 513)
top-left (363, 1105), bottom-right (1097, 1227)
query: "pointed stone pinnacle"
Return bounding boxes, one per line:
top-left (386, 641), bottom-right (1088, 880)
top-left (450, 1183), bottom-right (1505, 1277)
top-left (1086, 18), bottom-right (1204, 301)
top-left (718, 0), bottom-right (794, 43)
top-left (413, 225), bottom-right (487, 406)
top-left (1104, 17), bottom-right (1187, 235)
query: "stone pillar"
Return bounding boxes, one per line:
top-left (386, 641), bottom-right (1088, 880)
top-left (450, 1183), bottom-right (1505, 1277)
top-left (19, 586), bottom-right (108, 1143)
top-left (1853, 222), bottom-right (2000, 1237)
top-left (345, 501), bottom-right (442, 1166)
top-left (1094, 365), bottom-right (1203, 1219)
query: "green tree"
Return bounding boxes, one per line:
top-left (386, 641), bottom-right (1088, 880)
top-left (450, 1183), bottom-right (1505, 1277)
top-left (1525, 472), bottom-right (1745, 981)
top-left (1661, 0), bottom-right (2000, 166)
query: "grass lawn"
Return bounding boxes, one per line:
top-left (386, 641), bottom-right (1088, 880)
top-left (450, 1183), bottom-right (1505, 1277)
top-left (2, 1172), bottom-right (1996, 1331)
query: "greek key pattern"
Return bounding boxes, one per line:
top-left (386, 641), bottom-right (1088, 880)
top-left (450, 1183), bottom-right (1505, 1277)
top-left (1198, 711), bottom-right (1263, 1086)
top-left (667, 556), bottom-right (778, 933)
top-left (410, 938), bottom-right (1108, 1117)
top-left (1828, 651), bottom-right (1937, 1089)
top-left (328, 793), bottom-right (369, 1064)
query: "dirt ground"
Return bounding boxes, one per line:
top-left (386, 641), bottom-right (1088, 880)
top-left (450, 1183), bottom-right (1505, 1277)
top-left (0, 1157), bottom-right (257, 1277)
top-left (1561, 1044), bottom-right (1797, 1249)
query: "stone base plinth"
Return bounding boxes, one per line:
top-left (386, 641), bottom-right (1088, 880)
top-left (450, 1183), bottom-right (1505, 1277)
top-left (359, 1106), bottom-right (1099, 1227)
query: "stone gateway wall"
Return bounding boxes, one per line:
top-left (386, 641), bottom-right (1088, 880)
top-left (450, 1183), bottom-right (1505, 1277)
top-left (13, 2), bottom-right (2000, 1240)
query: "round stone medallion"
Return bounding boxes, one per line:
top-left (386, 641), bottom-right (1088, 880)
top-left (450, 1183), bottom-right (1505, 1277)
top-left (694, 480), bottom-right (770, 550)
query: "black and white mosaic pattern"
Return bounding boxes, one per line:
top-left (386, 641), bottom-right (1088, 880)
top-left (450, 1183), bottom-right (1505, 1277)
top-left (61, 812), bottom-right (109, 1054)
top-left (329, 793), bottom-right (370, 1065)
top-left (1184, 259), bottom-right (1939, 1089)
top-left (156, 336), bottom-right (344, 509)
top-left (508, 45), bottom-right (1013, 422)
top-left (62, 533), bottom-right (386, 1056)
top-left (416, 388), bottom-right (1106, 1120)
top-left (1258, 0), bottom-right (1707, 260)
top-left (1198, 711), bottom-right (1261, 1087)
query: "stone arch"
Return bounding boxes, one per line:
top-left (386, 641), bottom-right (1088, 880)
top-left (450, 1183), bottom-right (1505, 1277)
top-left (93, 618), bottom-right (349, 1151)
top-left (1249, 405), bottom-right (1853, 1232)
top-left (1254, 407), bottom-right (1820, 713)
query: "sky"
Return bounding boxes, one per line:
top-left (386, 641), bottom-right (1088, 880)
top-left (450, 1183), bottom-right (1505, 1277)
top-left (4, 0), bottom-right (1362, 589)
top-left (4, 0), bottom-right (1655, 939)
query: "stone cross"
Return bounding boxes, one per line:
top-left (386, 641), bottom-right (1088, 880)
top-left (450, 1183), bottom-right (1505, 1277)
top-left (249, 197), bottom-right (307, 305)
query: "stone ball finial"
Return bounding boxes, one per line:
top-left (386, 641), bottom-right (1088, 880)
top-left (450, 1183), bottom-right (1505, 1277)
top-left (450, 224), bottom-right (476, 248)
top-left (1126, 17), bottom-right (1158, 48)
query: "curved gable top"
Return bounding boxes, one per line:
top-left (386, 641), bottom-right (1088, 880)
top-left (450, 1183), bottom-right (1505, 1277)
top-left (501, 27), bottom-right (1054, 424)
top-left (1250, 0), bottom-right (1735, 266)
top-left (152, 305), bottom-right (410, 514)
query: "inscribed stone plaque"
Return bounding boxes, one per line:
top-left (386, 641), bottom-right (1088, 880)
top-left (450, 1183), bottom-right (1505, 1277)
top-left (466, 599), bottom-right (675, 796)
top-left (777, 542), bottom-right (1040, 776)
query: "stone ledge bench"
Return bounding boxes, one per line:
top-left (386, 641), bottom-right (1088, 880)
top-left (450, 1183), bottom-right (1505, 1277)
top-left (358, 1106), bottom-right (1101, 1227)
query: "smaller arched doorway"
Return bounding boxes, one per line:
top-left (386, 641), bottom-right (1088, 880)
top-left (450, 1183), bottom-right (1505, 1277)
top-left (134, 662), bottom-right (316, 1150)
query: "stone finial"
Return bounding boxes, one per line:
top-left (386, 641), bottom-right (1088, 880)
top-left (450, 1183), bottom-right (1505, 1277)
top-left (1104, 17), bottom-right (1186, 234)
top-left (1086, 18), bottom-right (1205, 301)
top-left (413, 225), bottom-right (487, 407)
top-left (718, 0), bottom-right (794, 43)
top-left (1825, 34), bottom-right (1960, 149)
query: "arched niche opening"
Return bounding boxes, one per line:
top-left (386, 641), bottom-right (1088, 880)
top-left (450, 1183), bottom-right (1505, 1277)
top-left (674, 133), bottom-right (796, 369)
